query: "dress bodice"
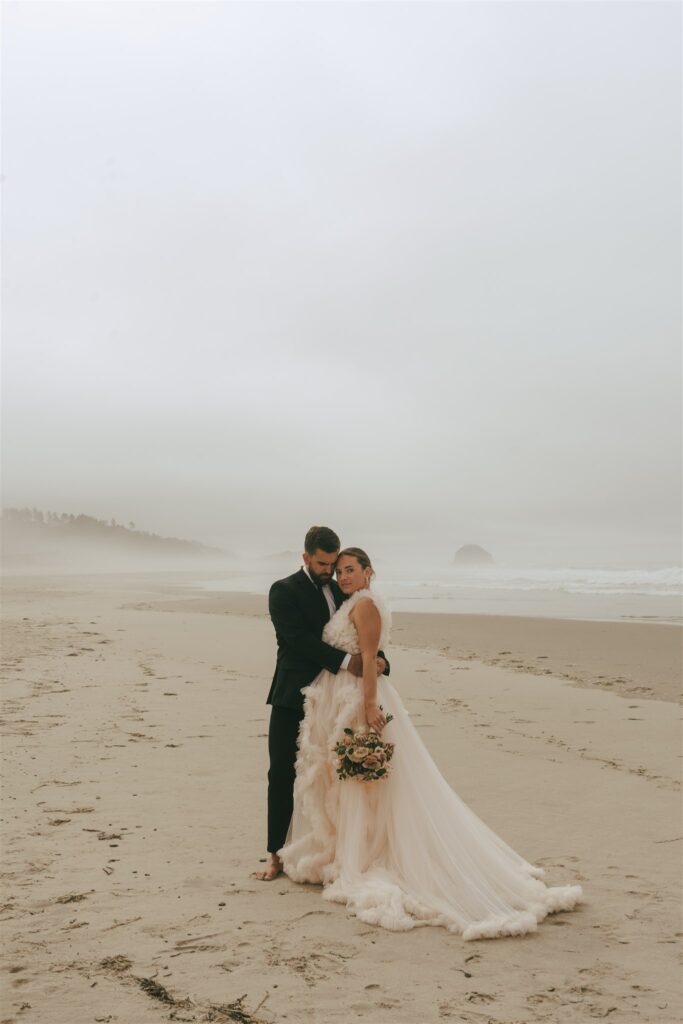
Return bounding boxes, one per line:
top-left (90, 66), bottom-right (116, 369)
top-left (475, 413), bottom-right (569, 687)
top-left (322, 588), bottom-right (391, 655)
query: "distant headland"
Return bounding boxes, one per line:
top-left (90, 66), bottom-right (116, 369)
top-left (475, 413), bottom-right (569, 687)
top-left (1, 507), bottom-right (228, 571)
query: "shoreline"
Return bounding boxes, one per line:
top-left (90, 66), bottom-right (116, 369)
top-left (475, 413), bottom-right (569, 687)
top-left (112, 584), bottom-right (682, 705)
top-left (4, 575), bottom-right (681, 704)
top-left (3, 569), bottom-right (681, 626)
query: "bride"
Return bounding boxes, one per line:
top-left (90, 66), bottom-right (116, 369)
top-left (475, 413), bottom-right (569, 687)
top-left (279, 547), bottom-right (584, 940)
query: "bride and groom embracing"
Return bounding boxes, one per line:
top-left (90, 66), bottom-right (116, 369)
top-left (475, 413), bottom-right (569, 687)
top-left (254, 526), bottom-right (584, 940)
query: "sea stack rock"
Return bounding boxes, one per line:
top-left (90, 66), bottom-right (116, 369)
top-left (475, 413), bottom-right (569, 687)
top-left (453, 544), bottom-right (494, 566)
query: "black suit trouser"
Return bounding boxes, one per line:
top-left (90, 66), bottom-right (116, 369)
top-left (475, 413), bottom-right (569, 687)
top-left (267, 704), bottom-right (304, 854)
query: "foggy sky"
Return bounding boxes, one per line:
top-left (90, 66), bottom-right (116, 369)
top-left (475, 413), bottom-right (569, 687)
top-left (2, 1), bottom-right (681, 564)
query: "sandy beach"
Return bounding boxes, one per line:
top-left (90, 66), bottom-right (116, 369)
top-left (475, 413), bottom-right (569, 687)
top-left (1, 573), bottom-right (681, 1024)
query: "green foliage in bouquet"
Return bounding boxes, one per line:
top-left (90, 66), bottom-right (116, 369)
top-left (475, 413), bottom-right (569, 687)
top-left (334, 716), bottom-right (395, 782)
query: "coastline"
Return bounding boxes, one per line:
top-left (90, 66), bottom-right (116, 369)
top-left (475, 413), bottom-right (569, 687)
top-left (102, 580), bottom-right (681, 705)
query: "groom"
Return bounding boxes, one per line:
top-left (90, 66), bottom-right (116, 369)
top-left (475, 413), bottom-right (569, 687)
top-left (255, 525), bottom-right (389, 881)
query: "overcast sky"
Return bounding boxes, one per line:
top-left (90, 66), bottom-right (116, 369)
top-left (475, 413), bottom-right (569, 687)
top-left (2, 1), bottom-right (681, 564)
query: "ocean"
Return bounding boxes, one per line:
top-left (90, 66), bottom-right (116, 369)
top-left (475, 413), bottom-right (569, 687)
top-left (185, 563), bottom-right (682, 624)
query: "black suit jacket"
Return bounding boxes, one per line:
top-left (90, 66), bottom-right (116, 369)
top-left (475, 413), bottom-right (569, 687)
top-left (267, 568), bottom-right (389, 712)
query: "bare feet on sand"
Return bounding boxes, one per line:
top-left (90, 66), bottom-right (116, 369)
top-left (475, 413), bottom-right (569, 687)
top-left (253, 853), bottom-right (283, 881)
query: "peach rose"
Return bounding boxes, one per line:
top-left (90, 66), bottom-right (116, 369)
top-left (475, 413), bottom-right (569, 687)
top-left (362, 754), bottom-right (382, 770)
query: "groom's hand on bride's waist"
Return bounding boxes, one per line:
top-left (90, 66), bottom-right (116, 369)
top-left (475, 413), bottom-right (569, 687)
top-left (347, 654), bottom-right (386, 677)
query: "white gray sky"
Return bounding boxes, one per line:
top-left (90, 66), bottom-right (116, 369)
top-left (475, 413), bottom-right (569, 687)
top-left (2, 1), bottom-right (681, 564)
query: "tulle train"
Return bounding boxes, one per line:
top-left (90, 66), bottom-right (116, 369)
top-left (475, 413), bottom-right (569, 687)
top-left (279, 668), bottom-right (583, 940)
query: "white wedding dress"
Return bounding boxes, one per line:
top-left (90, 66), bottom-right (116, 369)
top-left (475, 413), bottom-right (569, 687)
top-left (279, 588), bottom-right (584, 940)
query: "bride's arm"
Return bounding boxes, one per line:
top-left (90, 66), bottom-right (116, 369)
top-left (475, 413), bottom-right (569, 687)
top-left (352, 599), bottom-right (384, 732)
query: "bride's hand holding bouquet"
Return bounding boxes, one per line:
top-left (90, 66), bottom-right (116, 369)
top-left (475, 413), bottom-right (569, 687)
top-left (333, 709), bottom-right (395, 783)
top-left (365, 701), bottom-right (386, 733)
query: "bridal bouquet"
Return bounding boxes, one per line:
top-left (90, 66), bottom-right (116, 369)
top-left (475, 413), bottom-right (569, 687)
top-left (334, 716), bottom-right (395, 782)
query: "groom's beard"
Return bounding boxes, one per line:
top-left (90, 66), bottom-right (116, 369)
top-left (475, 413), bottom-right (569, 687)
top-left (308, 567), bottom-right (333, 587)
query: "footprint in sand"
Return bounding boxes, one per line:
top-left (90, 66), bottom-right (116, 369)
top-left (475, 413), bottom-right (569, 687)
top-left (466, 991), bottom-right (496, 1004)
top-left (216, 958), bottom-right (242, 973)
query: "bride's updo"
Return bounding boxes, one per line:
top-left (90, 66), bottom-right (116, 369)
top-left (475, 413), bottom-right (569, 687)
top-left (337, 546), bottom-right (375, 581)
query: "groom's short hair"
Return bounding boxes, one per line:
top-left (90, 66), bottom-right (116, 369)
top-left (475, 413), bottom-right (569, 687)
top-left (304, 526), bottom-right (340, 555)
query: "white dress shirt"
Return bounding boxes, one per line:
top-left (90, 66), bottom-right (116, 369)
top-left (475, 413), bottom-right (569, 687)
top-left (302, 565), bottom-right (351, 671)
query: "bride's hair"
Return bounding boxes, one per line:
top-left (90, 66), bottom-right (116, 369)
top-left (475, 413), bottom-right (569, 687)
top-left (337, 547), bottom-right (375, 580)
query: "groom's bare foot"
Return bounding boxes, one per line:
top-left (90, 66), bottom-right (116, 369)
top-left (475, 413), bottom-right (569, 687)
top-left (252, 854), bottom-right (283, 881)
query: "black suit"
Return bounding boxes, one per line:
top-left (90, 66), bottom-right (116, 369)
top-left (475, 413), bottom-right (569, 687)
top-left (266, 568), bottom-right (389, 853)
top-left (268, 568), bottom-right (349, 711)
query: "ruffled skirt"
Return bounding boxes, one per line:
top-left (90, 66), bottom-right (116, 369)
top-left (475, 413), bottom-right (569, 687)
top-left (279, 669), bottom-right (583, 940)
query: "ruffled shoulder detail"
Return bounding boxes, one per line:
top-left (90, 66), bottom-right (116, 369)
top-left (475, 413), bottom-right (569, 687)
top-left (323, 587), bottom-right (391, 654)
top-left (343, 587), bottom-right (391, 622)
